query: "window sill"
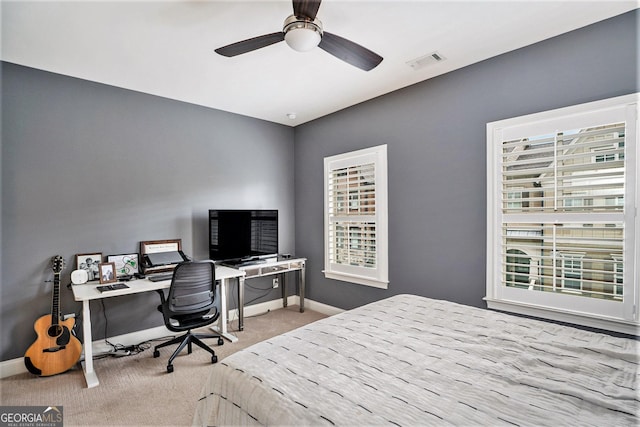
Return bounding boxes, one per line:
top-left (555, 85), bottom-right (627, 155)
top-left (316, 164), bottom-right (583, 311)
top-left (323, 271), bottom-right (388, 289)
top-left (484, 298), bottom-right (638, 336)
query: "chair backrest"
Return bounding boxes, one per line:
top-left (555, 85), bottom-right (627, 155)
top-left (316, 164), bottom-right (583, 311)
top-left (166, 260), bottom-right (216, 314)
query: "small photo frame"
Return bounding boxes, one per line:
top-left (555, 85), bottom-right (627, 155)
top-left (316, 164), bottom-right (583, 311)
top-left (99, 262), bottom-right (117, 284)
top-left (107, 253), bottom-right (139, 278)
top-left (76, 253), bottom-right (102, 282)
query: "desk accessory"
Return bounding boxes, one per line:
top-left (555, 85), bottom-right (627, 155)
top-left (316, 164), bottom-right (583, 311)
top-left (140, 239), bottom-right (183, 275)
top-left (24, 255), bottom-right (82, 376)
top-left (97, 283), bottom-right (129, 292)
top-left (70, 269), bottom-right (88, 284)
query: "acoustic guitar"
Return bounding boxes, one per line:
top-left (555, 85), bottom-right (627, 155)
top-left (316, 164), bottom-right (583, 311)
top-left (24, 255), bottom-right (82, 376)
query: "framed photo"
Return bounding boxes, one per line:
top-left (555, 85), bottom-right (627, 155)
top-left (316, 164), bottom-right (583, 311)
top-left (107, 253), bottom-right (139, 278)
top-left (99, 262), bottom-right (117, 284)
top-left (76, 253), bottom-right (102, 282)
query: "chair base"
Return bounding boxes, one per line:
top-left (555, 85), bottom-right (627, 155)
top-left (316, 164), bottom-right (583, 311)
top-left (153, 331), bottom-right (224, 373)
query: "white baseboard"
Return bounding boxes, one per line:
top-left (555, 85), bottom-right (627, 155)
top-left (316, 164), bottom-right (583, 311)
top-left (303, 298), bottom-right (345, 316)
top-left (1, 297), bottom-right (340, 379)
top-left (0, 358), bottom-right (27, 380)
top-left (227, 295), bottom-right (343, 319)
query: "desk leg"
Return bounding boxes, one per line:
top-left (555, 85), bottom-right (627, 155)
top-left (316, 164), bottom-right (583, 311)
top-left (212, 278), bottom-right (238, 343)
top-left (80, 300), bottom-right (99, 388)
top-left (299, 263), bottom-right (305, 313)
top-left (281, 272), bottom-right (287, 308)
top-left (238, 276), bottom-right (244, 331)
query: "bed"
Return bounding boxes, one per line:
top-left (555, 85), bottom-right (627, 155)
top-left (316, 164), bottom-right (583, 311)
top-left (194, 294), bottom-right (639, 426)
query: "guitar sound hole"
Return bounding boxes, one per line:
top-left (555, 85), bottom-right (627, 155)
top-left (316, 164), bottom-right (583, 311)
top-left (47, 324), bottom-right (63, 338)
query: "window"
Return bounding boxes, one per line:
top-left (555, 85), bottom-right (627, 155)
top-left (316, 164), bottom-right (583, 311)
top-left (558, 252), bottom-right (585, 292)
top-left (506, 189), bottom-right (530, 209)
top-left (324, 145), bottom-right (388, 288)
top-left (593, 138), bottom-right (625, 163)
top-left (612, 255), bottom-right (624, 299)
top-left (486, 94), bottom-right (638, 334)
top-left (505, 249), bottom-right (531, 288)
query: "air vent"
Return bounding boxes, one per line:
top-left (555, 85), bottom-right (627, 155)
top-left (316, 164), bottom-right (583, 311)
top-left (406, 51), bottom-right (446, 71)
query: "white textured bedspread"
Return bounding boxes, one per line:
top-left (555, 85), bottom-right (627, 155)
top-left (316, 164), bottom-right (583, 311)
top-left (194, 294), bottom-right (639, 426)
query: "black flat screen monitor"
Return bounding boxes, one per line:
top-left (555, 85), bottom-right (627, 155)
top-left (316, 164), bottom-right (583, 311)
top-left (209, 210), bottom-right (278, 264)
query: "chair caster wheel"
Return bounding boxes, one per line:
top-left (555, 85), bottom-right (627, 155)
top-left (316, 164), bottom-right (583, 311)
top-left (153, 350), bottom-right (160, 358)
top-left (217, 338), bottom-right (224, 346)
top-left (212, 355), bottom-right (218, 364)
top-left (167, 364), bottom-right (174, 373)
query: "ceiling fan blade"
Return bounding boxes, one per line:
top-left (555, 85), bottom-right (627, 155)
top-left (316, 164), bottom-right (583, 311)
top-left (318, 32), bottom-right (383, 71)
top-left (215, 32), bottom-right (285, 57)
top-left (292, 0), bottom-right (322, 20)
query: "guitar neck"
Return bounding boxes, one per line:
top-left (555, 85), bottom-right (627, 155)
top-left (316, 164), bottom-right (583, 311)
top-left (49, 255), bottom-right (65, 325)
top-left (51, 272), bottom-right (61, 325)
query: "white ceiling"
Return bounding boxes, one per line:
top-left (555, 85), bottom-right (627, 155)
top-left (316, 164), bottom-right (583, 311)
top-left (2, 1), bottom-right (637, 126)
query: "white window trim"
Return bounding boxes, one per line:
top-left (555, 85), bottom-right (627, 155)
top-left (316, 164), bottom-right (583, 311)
top-left (486, 93), bottom-right (639, 335)
top-left (324, 145), bottom-right (389, 289)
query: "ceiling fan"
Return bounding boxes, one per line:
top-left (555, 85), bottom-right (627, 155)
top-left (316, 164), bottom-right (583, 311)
top-left (214, 0), bottom-right (383, 71)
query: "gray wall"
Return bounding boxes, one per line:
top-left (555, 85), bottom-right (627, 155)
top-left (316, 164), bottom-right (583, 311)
top-left (294, 10), bottom-right (638, 310)
top-left (1, 63), bottom-right (295, 361)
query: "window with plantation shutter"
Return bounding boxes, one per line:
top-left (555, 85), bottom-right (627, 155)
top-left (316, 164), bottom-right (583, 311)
top-left (486, 94), bottom-right (638, 335)
top-left (324, 145), bottom-right (388, 288)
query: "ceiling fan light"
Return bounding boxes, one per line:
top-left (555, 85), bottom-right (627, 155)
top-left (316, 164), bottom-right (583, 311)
top-left (283, 15), bottom-right (322, 52)
top-left (285, 27), bottom-right (321, 52)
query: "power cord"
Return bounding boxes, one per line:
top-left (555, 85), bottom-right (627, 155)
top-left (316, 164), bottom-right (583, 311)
top-left (227, 278), bottom-right (273, 332)
top-left (98, 299), bottom-right (177, 358)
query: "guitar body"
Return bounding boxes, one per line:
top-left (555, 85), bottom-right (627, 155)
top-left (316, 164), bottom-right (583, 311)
top-left (24, 255), bottom-right (82, 376)
top-left (24, 314), bottom-right (82, 376)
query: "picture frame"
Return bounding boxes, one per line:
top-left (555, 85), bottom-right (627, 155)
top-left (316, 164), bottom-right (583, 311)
top-left (76, 253), bottom-right (102, 282)
top-left (107, 253), bottom-right (139, 278)
top-left (98, 262), bottom-right (117, 284)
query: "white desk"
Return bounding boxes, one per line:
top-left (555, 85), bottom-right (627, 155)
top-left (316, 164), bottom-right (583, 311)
top-left (71, 265), bottom-right (245, 388)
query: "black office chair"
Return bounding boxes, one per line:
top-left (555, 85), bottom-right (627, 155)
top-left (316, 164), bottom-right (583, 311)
top-left (153, 260), bottom-right (224, 373)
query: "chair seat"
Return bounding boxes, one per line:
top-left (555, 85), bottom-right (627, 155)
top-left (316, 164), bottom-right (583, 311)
top-left (158, 304), bottom-right (220, 332)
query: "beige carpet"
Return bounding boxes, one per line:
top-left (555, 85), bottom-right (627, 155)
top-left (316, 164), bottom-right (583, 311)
top-left (0, 305), bottom-right (327, 426)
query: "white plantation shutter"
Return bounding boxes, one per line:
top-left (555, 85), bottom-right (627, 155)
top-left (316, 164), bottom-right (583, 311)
top-left (324, 145), bottom-right (388, 288)
top-left (502, 124), bottom-right (625, 214)
top-left (487, 94), bottom-right (638, 334)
